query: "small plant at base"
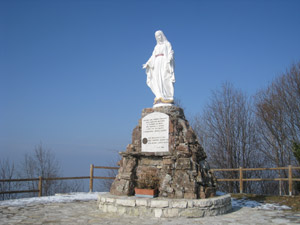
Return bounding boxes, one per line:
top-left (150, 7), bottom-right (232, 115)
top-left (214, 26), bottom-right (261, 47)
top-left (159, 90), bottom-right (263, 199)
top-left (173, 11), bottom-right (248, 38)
top-left (136, 173), bottom-right (159, 189)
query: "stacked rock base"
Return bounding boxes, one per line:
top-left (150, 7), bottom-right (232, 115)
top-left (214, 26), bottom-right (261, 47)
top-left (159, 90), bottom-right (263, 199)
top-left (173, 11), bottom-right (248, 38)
top-left (110, 106), bottom-right (217, 199)
top-left (98, 193), bottom-right (232, 218)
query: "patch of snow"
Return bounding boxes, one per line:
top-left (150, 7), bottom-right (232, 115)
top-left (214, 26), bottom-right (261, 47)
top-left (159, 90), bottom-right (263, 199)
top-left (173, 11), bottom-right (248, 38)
top-left (232, 198), bottom-right (261, 208)
top-left (0, 192), bottom-right (108, 207)
top-left (256, 203), bottom-right (291, 210)
top-left (216, 191), bottom-right (227, 196)
top-left (0, 192), bottom-right (292, 211)
top-left (231, 197), bottom-right (291, 210)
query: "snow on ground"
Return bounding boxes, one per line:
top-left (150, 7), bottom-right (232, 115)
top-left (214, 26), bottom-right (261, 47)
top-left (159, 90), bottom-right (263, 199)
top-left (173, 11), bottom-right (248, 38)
top-left (231, 197), bottom-right (290, 210)
top-left (0, 192), bottom-right (291, 210)
top-left (216, 191), bottom-right (291, 210)
top-left (0, 192), bottom-right (104, 207)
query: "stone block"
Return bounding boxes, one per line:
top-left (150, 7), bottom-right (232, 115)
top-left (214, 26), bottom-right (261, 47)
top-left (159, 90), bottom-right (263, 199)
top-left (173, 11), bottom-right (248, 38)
top-left (129, 207), bottom-right (141, 217)
top-left (184, 192), bottom-right (196, 199)
top-left (134, 206), bottom-right (148, 216)
top-left (169, 121), bottom-right (174, 133)
top-left (132, 126), bottom-right (141, 145)
top-left (193, 199), bottom-right (213, 207)
top-left (177, 143), bottom-right (189, 152)
top-left (179, 208), bottom-right (205, 218)
top-left (225, 195), bottom-right (232, 203)
top-left (175, 158), bottom-right (191, 170)
top-left (116, 199), bottom-right (136, 207)
top-left (140, 158), bottom-right (162, 166)
top-left (136, 198), bottom-right (148, 206)
top-left (120, 173), bottom-right (132, 180)
top-left (163, 158), bottom-right (173, 165)
top-left (213, 198), bottom-right (223, 206)
top-left (174, 190), bottom-right (184, 198)
top-left (110, 179), bottom-right (134, 196)
top-left (151, 200), bottom-right (169, 208)
top-left (165, 186), bottom-right (174, 193)
top-left (161, 174), bottom-right (172, 185)
top-left (100, 204), bottom-right (108, 213)
top-left (117, 206), bottom-right (127, 215)
top-left (162, 164), bottom-right (174, 171)
top-left (154, 209), bottom-right (163, 218)
top-left (226, 204), bottom-right (232, 212)
top-left (171, 200), bottom-right (187, 208)
top-left (205, 209), bottom-right (218, 216)
top-left (186, 129), bottom-right (197, 143)
top-left (143, 108), bottom-right (154, 115)
top-left (107, 205), bottom-right (118, 213)
top-left (163, 208), bottom-right (179, 218)
top-left (178, 136), bottom-right (185, 143)
top-left (123, 158), bottom-right (137, 172)
top-left (187, 200), bottom-right (194, 208)
top-left (106, 197), bottom-right (115, 203)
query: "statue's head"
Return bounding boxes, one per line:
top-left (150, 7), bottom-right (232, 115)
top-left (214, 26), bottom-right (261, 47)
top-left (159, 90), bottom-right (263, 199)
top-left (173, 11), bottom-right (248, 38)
top-left (155, 30), bottom-right (167, 44)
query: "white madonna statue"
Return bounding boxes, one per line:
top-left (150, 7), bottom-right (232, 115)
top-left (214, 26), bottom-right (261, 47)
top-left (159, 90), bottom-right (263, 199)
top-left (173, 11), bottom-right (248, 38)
top-left (143, 30), bottom-right (175, 106)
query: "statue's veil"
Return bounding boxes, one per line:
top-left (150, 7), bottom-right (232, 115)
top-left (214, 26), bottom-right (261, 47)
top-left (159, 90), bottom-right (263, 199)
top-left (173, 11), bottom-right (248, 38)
top-left (155, 30), bottom-right (168, 44)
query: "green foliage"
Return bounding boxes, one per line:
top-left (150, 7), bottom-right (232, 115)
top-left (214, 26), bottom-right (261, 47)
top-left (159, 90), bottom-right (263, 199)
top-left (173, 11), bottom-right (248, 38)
top-left (292, 142), bottom-right (300, 164)
top-left (292, 142), bottom-right (300, 193)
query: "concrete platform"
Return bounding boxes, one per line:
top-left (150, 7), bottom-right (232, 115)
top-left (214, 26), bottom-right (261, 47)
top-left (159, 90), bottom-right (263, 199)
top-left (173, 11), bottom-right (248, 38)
top-left (98, 193), bottom-right (232, 218)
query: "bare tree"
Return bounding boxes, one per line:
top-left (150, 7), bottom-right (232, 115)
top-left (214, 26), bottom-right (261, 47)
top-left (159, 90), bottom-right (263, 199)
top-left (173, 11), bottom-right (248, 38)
top-left (96, 167), bottom-right (118, 192)
top-left (19, 144), bottom-right (65, 196)
top-left (96, 152), bottom-right (120, 192)
top-left (1, 145), bottom-right (86, 200)
top-left (255, 62), bottom-right (300, 195)
top-left (192, 83), bottom-right (262, 193)
top-left (0, 158), bottom-right (19, 200)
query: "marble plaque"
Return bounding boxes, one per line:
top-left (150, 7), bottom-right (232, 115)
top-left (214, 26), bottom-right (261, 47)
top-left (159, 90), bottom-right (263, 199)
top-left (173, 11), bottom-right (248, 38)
top-left (141, 112), bottom-right (169, 152)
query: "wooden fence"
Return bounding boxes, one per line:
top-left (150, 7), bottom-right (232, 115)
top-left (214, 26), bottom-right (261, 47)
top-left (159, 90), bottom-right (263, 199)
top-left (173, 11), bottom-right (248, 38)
top-left (1, 165), bottom-right (299, 197)
top-left (211, 165), bottom-right (300, 196)
top-left (0, 165), bottom-right (118, 197)
top-left (89, 165), bottom-right (119, 192)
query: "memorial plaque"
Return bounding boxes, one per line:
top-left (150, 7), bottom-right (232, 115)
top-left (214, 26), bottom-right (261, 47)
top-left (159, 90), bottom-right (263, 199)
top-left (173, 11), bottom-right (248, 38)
top-left (141, 112), bottom-right (169, 152)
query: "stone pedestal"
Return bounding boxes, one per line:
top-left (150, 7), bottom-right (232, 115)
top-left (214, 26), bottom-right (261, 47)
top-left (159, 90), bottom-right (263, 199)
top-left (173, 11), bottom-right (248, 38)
top-left (110, 106), bottom-right (217, 199)
top-left (98, 193), bottom-right (232, 218)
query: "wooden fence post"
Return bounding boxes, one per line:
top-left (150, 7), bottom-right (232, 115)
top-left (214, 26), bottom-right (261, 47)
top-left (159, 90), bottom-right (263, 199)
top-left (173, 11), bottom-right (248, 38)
top-left (288, 165), bottom-right (292, 196)
top-left (89, 164), bottom-right (94, 192)
top-left (38, 176), bottom-right (43, 197)
top-left (239, 167), bottom-right (243, 194)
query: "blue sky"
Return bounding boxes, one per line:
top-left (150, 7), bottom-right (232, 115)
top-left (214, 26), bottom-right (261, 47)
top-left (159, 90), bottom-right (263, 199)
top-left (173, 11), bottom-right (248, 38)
top-left (1, 0), bottom-right (300, 176)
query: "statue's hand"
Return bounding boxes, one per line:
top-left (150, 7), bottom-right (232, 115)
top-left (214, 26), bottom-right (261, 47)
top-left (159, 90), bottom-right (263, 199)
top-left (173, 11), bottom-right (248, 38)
top-left (142, 64), bottom-right (148, 69)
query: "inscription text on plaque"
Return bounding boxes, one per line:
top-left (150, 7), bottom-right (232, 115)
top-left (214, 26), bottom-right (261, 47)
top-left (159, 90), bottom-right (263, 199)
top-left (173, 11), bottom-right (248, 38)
top-left (141, 112), bottom-right (169, 152)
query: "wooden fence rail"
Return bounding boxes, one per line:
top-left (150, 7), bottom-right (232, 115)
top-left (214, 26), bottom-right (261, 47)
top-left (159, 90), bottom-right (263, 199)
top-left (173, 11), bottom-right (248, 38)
top-left (211, 165), bottom-right (300, 196)
top-left (0, 165), bottom-right (118, 197)
top-left (1, 165), bottom-right (299, 197)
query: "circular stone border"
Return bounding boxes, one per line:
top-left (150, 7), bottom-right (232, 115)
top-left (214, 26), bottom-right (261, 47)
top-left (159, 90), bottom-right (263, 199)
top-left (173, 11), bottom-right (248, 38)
top-left (98, 193), bottom-right (232, 218)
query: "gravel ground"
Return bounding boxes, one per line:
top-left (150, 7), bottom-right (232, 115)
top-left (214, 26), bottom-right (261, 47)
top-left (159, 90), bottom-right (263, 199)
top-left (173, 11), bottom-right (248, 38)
top-left (0, 200), bottom-right (300, 225)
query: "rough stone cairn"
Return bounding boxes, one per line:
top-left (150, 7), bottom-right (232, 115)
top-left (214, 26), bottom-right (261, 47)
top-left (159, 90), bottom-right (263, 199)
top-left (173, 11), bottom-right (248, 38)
top-left (110, 106), bottom-right (217, 199)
